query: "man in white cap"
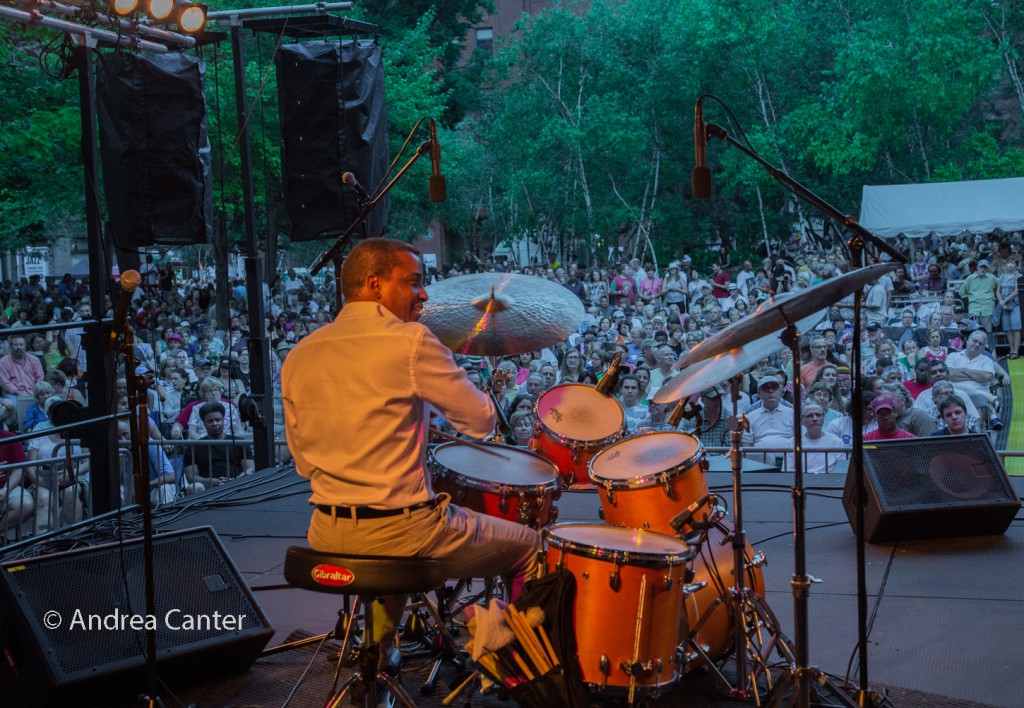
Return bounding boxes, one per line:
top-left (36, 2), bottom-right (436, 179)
top-left (742, 375), bottom-right (794, 445)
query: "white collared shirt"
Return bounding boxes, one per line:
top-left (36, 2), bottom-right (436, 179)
top-left (282, 301), bottom-right (495, 509)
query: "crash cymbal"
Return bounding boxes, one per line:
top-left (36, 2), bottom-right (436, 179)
top-left (676, 262), bottom-right (897, 368)
top-left (653, 311), bottom-right (824, 403)
top-left (421, 273), bottom-right (585, 356)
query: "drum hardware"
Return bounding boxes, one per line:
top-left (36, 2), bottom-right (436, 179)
top-left (669, 494), bottom-right (718, 533)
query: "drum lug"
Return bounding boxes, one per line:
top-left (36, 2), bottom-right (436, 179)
top-left (599, 654), bottom-right (610, 691)
top-left (570, 441), bottom-right (582, 462)
top-left (609, 565), bottom-right (621, 591)
top-left (550, 505), bottom-right (559, 523)
top-left (517, 496), bottom-right (533, 525)
top-left (498, 488), bottom-right (509, 514)
top-left (663, 574), bottom-right (673, 591)
top-left (603, 482), bottom-right (615, 505)
top-left (659, 473), bottom-right (674, 500)
top-left (619, 657), bottom-right (663, 677)
top-left (455, 486), bottom-right (467, 505)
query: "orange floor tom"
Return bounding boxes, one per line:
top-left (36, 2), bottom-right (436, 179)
top-left (543, 523), bottom-right (694, 696)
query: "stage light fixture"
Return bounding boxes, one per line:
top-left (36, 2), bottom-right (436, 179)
top-left (177, 2), bottom-right (206, 33)
top-left (147, 0), bottom-right (174, 21)
top-left (112, 0), bottom-right (139, 15)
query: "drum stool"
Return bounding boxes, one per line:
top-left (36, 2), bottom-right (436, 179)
top-left (283, 547), bottom-right (449, 708)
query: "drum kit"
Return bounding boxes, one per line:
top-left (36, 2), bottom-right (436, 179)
top-left (419, 265), bottom-right (896, 706)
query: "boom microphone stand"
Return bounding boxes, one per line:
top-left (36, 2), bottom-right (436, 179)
top-left (119, 316), bottom-right (160, 706)
top-left (696, 96), bottom-right (907, 707)
top-left (310, 119), bottom-right (438, 313)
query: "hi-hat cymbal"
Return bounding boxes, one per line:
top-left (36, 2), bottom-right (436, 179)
top-left (652, 311), bottom-right (824, 403)
top-left (421, 273), bottom-right (585, 356)
top-left (676, 262), bottom-right (897, 368)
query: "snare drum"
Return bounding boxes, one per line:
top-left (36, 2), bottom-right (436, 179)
top-left (532, 384), bottom-right (625, 486)
top-left (589, 431), bottom-right (711, 536)
top-left (428, 442), bottom-right (560, 528)
top-left (544, 523), bottom-right (694, 694)
top-left (684, 523), bottom-right (766, 665)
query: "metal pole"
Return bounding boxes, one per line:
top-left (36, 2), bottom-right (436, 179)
top-left (230, 17), bottom-right (274, 469)
top-left (208, 2), bottom-right (353, 20)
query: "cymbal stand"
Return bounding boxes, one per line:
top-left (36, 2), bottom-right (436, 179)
top-left (675, 378), bottom-right (791, 701)
top-left (698, 95), bottom-right (907, 706)
top-left (767, 319), bottom-right (856, 708)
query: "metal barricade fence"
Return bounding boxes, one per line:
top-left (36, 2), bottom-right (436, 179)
top-left (0, 437), bottom-right (286, 543)
top-left (4, 441), bottom-right (1023, 545)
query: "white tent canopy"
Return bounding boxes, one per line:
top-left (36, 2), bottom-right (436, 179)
top-left (859, 177), bottom-right (1024, 238)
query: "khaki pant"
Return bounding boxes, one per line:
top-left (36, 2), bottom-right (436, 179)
top-left (307, 494), bottom-right (541, 645)
top-left (307, 493), bottom-right (540, 585)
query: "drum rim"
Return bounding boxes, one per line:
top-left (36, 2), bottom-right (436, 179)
top-left (428, 443), bottom-right (560, 492)
top-left (533, 383), bottom-right (626, 443)
top-left (543, 523), bottom-right (695, 565)
top-left (588, 432), bottom-right (706, 488)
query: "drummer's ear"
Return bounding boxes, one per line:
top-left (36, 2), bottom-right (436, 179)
top-left (366, 275), bottom-right (383, 300)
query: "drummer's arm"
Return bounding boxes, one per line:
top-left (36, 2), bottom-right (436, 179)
top-left (414, 328), bottom-right (496, 438)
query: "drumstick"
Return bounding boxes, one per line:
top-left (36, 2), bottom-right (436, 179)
top-left (536, 623), bottom-right (560, 668)
top-left (511, 649), bottom-right (536, 681)
top-left (516, 608), bottom-right (556, 672)
top-left (504, 609), bottom-right (549, 674)
top-left (429, 427), bottom-right (512, 459)
top-left (522, 606), bottom-right (560, 667)
top-left (441, 670), bottom-right (478, 705)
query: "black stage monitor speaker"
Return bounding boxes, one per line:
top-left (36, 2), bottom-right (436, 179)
top-left (843, 434), bottom-right (1021, 543)
top-left (0, 527), bottom-right (273, 707)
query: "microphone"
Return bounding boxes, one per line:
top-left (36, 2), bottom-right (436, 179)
top-left (342, 171), bottom-right (369, 205)
top-left (428, 118), bottom-right (446, 203)
top-left (594, 352), bottom-right (623, 396)
top-left (692, 99), bottom-right (711, 198)
top-left (668, 399), bottom-right (703, 428)
top-left (109, 269), bottom-right (141, 347)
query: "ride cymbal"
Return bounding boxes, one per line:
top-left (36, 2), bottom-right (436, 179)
top-left (421, 273), bottom-right (585, 356)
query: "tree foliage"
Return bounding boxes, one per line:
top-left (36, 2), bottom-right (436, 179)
top-left (1, 0), bottom-right (1023, 268)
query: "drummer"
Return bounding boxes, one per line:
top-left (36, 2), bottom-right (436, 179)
top-left (282, 238), bottom-right (540, 668)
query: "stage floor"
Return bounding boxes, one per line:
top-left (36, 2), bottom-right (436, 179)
top-left (140, 464), bottom-right (1024, 706)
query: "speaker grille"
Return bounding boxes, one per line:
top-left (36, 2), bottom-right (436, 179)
top-left (1, 528), bottom-right (271, 683)
top-left (863, 435), bottom-right (1017, 510)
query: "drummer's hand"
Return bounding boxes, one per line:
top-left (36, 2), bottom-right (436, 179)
top-left (491, 375), bottom-right (505, 394)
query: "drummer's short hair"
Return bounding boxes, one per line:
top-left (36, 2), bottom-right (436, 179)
top-left (341, 238), bottom-right (421, 300)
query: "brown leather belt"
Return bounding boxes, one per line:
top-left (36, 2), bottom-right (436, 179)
top-left (313, 498), bottom-right (437, 519)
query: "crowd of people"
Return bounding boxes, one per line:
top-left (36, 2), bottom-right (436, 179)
top-left (0, 227), bottom-right (1019, 534)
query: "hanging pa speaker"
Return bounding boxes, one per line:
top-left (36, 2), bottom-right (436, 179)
top-left (96, 52), bottom-right (214, 248)
top-left (275, 40), bottom-right (390, 242)
top-left (0, 527), bottom-right (273, 706)
top-left (843, 434), bottom-right (1021, 543)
